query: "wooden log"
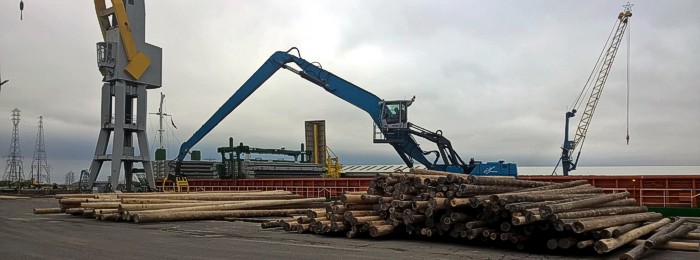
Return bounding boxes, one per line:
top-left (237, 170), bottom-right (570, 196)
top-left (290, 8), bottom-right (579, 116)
top-left (33, 207), bottom-right (63, 214)
top-left (497, 180), bottom-right (590, 197)
top-left (525, 211), bottom-right (541, 222)
top-left (307, 209), bottom-right (326, 218)
top-left (412, 200), bottom-right (429, 211)
top-left (261, 221), bottom-right (282, 229)
top-left (54, 193), bottom-right (97, 199)
top-left (360, 194), bottom-right (382, 203)
top-left (346, 230), bottom-right (359, 239)
top-left (82, 208), bottom-right (96, 217)
top-left (133, 208), bottom-right (311, 223)
top-left (343, 210), bottom-right (377, 220)
top-left (59, 198), bottom-right (122, 204)
top-left (118, 202), bottom-right (243, 212)
top-left (99, 213), bottom-right (119, 221)
top-left (482, 229), bottom-right (497, 238)
top-left (295, 224), bottom-right (310, 233)
top-left (410, 168), bottom-right (451, 176)
top-left (115, 194), bottom-right (298, 201)
top-left (644, 224), bottom-right (697, 249)
top-left (643, 218), bottom-right (685, 242)
top-left (449, 198), bottom-right (470, 208)
top-left (340, 194), bottom-right (364, 204)
top-left (551, 206), bottom-right (647, 221)
top-left (66, 208), bottom-right (86, 215)
top-left (379, 197), bottom-right (394, 204)
top-left (547, 238), bottom-right (560, 250)
top-left (135, 197), bottom-right (326, 214)
top-left (369, 224), bottom-right (395, 237)
top-left (467, 175), bottom-right (550, 187)
top-left (257, 202), bottom-right (329, 210)
top-left (114, 192), bottom-right (295, 201)
top-left (558, 237), bottom-right (578, 249)
top-left (328, 214), bottom-right (345, 222)
top-left (511, 234), bottom-right (530, 243)
top-left (351, 216), bottom-right (382, 226)
top-left (333, 222), bottom-right (350, 232)
top-left (297, 216), bottom-right (313, 224)
top-left (681, 232), bottom-right (700, 240)
top-left (504, 197), bottom-right (587, 212)
top-left (426, 228), bottom-right (439, 237)
top-left (314, 220), bottom-right (331, 233)
top-left (429, 197), bottom-right (449, 209)
top-left (409, 214), bottom-right (426, 224)
top-left (466, 228), bottom-right (485, 240)
top-left (500, 232), bottom-right (512, 241)
top-left (541, 192), bottom-right (630, 216)
top-left (465, 220), bottom-right (487, 229)
top-left (80, 202), bottom-right (121, 209)
top-left (120, 198), bottom-right (203, 204)
top-left (116, 190), bottom-right (289, 197)
top-left (593, 198), bottom-right (638, 208)
top-left (594, 218), bottom-right (671, 254)
top-left (577, 239), bottom-right (596, 249)
top-left (458, 184), bottom-right (521, 194)
top-left (345, 204), bottom-right (376, 211)
top-left (498, 192), bottom-right (599, 205)
top-left (363, 220), bottom-right (389, 230)
top-left (391, 200), bottom-right (412, 208)
top-left (601, 223), bottom-right (643, 238)
top-left (573, 212), bottom-right (663, 233)
top-left (629, 239), bottom-right (700, 252)
top-left (442, 216), bottom-right (453, 225)
top-left (511, 216), bottom-right (529, 226)
top-left (500, 222), bottom-right (512, 232)
top-left (398, 194), bottom-right (414, 201)
top-left (450, 212), bottom-right (468, 222)
top-left (331, 204), bottom-right (346, 214)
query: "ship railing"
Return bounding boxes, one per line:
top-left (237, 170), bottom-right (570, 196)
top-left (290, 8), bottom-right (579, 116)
top-left (601, 187), bottom-right (700, 208)
top-left (689, 192), bottom-right (700, 208)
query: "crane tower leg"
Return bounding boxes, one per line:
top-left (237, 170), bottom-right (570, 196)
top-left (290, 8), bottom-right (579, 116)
top-left (88, 81), bottom-right (155, 191)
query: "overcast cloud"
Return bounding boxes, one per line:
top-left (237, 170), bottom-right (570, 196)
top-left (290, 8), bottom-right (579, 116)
top-left (0, 0), bottom-right (698, 182)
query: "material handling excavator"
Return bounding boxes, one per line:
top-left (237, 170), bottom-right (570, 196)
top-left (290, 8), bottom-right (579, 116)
top-left (168, 48), bottom-right (517, 180)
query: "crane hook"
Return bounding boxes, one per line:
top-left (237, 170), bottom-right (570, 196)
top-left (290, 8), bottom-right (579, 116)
top-left (19, 0), bottom-right (24, 20)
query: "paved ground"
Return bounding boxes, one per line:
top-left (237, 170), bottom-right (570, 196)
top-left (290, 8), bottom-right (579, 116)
top-left (0, 197), bottom-right (695, 260)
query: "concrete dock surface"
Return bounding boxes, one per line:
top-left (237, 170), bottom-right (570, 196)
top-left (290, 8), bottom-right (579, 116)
top-left (0, 198), bottom-right (694, 260)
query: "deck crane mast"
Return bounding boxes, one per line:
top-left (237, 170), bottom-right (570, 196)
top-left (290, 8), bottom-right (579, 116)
top-left (557, 4), bottom-right (633, 176)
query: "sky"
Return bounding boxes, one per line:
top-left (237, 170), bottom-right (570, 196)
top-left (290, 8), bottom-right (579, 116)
top-left (0, 0), bottom-right (698, 183)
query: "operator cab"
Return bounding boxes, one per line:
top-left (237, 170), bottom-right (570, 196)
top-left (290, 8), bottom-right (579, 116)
top-left (380, 100), bottom-right (412, 129)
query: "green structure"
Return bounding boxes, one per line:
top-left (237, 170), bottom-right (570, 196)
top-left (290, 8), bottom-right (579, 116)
top-left (217, 137), bottom-right (311, 179)
top-left (648, 207), bottom-right (700, 217)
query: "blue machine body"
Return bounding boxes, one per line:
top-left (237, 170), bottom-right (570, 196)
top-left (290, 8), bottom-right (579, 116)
top-left (471, 162), bottom-right (518, 178)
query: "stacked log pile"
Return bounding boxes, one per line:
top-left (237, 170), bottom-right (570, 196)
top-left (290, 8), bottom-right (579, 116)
top-left (276, 169), bottom-right (699, 259)
top-left (34, 190), bottom-right (328, 223)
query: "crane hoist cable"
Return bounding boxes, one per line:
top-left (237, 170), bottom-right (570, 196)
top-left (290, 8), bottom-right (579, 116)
top-left (19, 0), bottom-right (24, 20)
top-left (626, 22), bottom-right (631, 145)
top-left (570, 20), bottom-right (619, 112)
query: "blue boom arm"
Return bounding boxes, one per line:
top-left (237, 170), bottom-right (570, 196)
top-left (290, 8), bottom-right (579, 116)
top-left (174, 48), bottom-right (433, 170)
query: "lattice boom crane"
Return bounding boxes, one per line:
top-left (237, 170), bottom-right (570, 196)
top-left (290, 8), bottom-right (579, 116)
top-left (559, 5), bottom-right (633, 176)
